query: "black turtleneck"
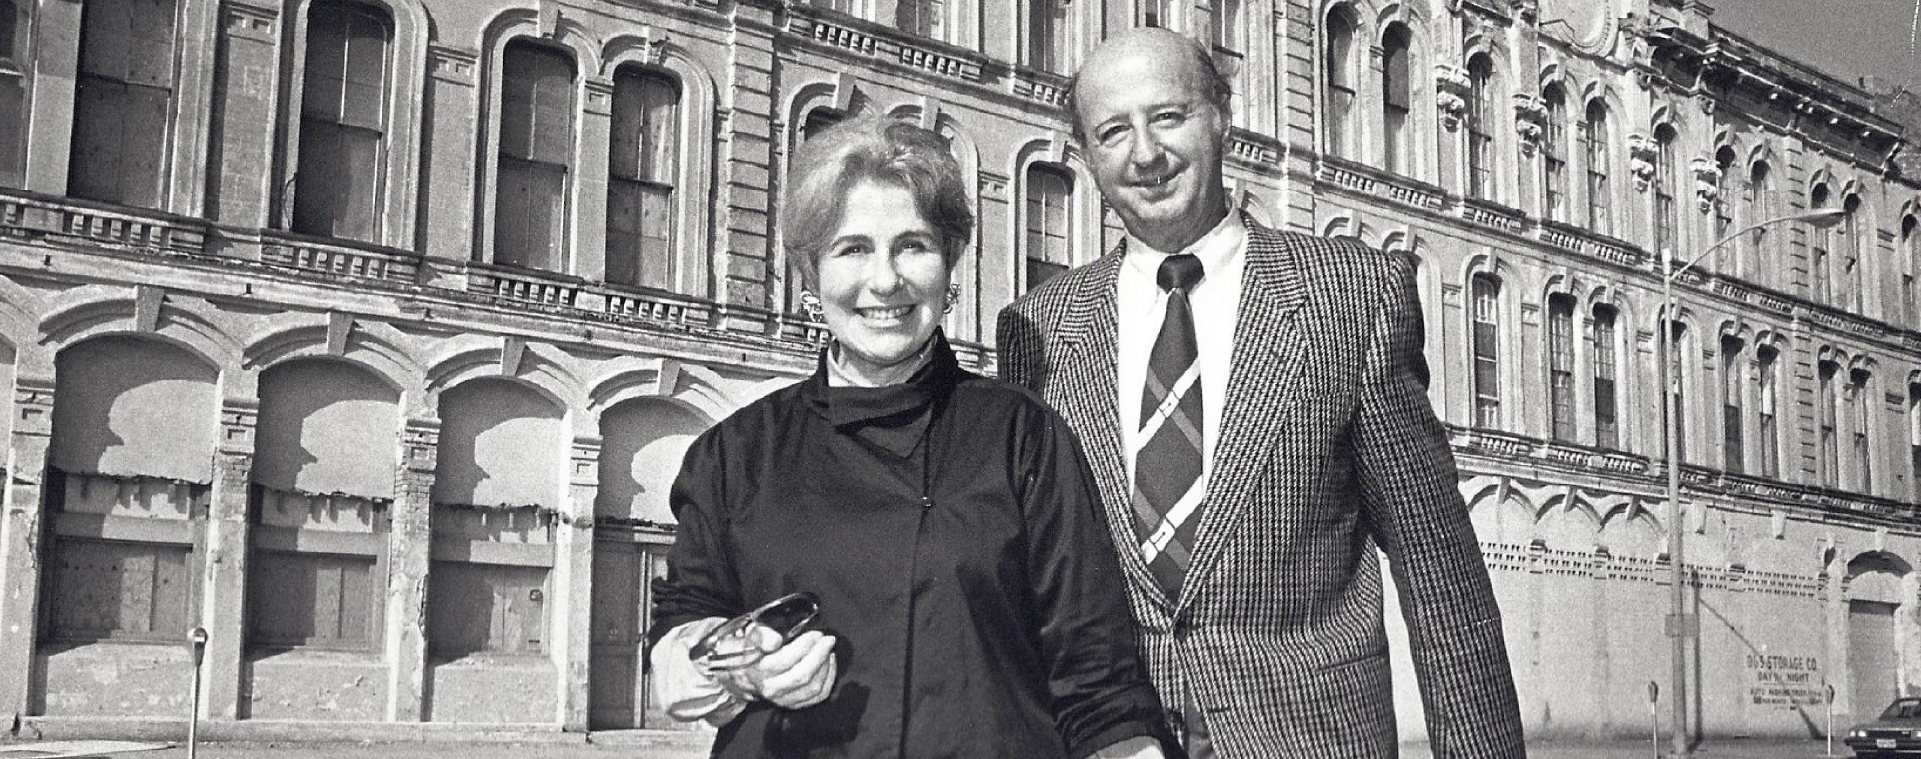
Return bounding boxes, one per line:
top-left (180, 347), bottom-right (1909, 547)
top-left (650, 330), bottom-right (1175, 759)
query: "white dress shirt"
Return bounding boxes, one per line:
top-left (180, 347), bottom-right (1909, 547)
top-left (1116, 212), bottom-right (1248, 490)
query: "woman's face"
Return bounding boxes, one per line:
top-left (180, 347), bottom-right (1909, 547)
top-left (816, 179), bottom-right (950, 376)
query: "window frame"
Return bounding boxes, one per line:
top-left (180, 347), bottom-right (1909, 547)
top-left (1546, 293), bottom-right (1575, 441)
top-left (1022, 161), bottom-right (1075, 292)
top-left (605, 64), bottom-right (682, 292)
top-left (1380, 24), bottom-right (1412, 175)
top-left (1322, 7), bottom-right (1359, 160)
top-left (1469, 273), bottom-right (1501, 428)
top-left (1591, 303), bottom-right (1620, 449)
top-left (1464, 54), bottom-right (1496, 201)
top-left (1582, 100), bottom-right (1612, 235)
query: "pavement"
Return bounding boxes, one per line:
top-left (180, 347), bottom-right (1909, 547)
top-left (0, 735), bottom-right (1874, 758)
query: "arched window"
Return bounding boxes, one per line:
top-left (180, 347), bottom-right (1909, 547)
top-left (1666, 321), bottom-right (1688, 461)
top-left (1023, 163), bottom-right (1074, 291)
top-left (1591, 303), bottom-right (1619, 448)
top-left (1713, 146), bottom-right (1736, 269)
top-left (1908, 381), bottom-right (1920, 502)
top-left (607, 66), bottom-right (679, 291)
top-left (1140, 0), bottom-right (1170, 27)
top-left (1547, 293), bottom-right (1574, 440)
top-left (0, 0), bottom-right (24, 188)
top-left (1582, 100), bottom-right (1612, 235)
top-left (1026, 0), bottom-right (1067, 71)
top-left (1542, 86), bottom-right (1568, 222)
top-left (1819, 358), bottom-right (1840, 487)
top-left (291, 0), bottom-right (392, 242)
top-left (1214, 0), bottom-right (1243, 51)
top-left (1652, 125), bottom-right (1678, 256)
top-left (1757, 344), bottom-right (1780, 477)
top-left (1850, 368), bottom-right (1873, 492)
top-left (1464, 54), bottom-right (1495, 199)
top-left (895, 0), bottom-right (944, 39)
top-left (1746, 161), bottom-right (1772, 279)
top-left (1470, 273), bottom-right (1501, 427)
top-left (493, 41), bottom-right (575, 271)
top-left (1902, 214), bottom-right (1919, 325)
top-left (1841, 193), bottom-right (1864, 311)
top-left (1323, 7), bottom-right (1359, 160)
top-left (1721, 336), bottom-right (1743, 473)
top-left (1811, 184), bottom-right (1833, 303)
top-left (1380, 24), bottom-right (1412, 174)
top-left (69, 0), bottom-right (178, 208)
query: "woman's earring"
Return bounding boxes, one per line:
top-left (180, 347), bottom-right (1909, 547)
top-left (800, 290), bottom-right (825, 322)
top-left (943, 283), bottom-right (961, 315)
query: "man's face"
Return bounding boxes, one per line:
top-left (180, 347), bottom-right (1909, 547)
top-left (1074, 43), bottom-right (1229, 253)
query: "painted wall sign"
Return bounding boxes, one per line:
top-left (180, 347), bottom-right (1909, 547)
top-left (1746, 653), bottom-right (1826, 706)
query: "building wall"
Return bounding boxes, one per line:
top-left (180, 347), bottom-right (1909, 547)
top-left (0, 0), bottom-right (1915, 742)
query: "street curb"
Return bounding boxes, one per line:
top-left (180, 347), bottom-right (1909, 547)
top-left (13, 717), bottom-right (589, 745)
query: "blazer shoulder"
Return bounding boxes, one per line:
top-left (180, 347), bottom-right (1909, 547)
top-left (1249, 226), bottom-right (1409, 300)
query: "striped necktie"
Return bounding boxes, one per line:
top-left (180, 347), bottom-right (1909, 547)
top-left (1131, 253), bottom-right (1206, 600)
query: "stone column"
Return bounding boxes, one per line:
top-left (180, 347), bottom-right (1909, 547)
top-left (418, 46), bottom-right (481, 289)
top-left (554, 433), bottom-right (601, 729)
top-left (386, 417), bottom-right (439, 722)
top-left (573, 78), bottom-right (614, 287)
top-left (0, 374), bottom-right (55, 716)
top-left (200, 396), bottom-right (258, 719)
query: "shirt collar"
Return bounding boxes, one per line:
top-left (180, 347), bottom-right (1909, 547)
top-left (803, 330), bottom-right (960, 458)
top-left (1123, 209), bottom-right (1246, 285)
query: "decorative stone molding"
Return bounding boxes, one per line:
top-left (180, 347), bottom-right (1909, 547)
top-left (1627, 133), bottom-right (1658, 192)
top-left (1436, 63), bottom-right (1472, 131)
top-left (1690, 156), bottom-right (1723, 212)
top-left (979, 172), bottom-right (1009, 203)
top-left (1513, 94), bottom-right (1547, 155)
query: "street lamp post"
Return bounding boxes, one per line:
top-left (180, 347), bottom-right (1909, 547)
top-left (1659, 207), bottom-right (1845, 758)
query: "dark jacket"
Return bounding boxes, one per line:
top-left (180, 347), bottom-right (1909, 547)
top-left (650, 332), bottom-right (1173, 759)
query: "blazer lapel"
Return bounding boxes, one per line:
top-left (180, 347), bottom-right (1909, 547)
top-left (1176, 226), bottom-right (1312, 615)
top-left (1050, 245), bottom-right (1171, 610)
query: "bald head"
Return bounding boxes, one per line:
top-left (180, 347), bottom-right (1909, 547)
top-left (1064, 28), bottom-right (1233, 145)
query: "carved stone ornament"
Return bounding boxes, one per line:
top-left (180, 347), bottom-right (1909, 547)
top-left (1436, 63), bottom-right (1472, 132)
top-left (1513, 94), bottom-right (1547, 155)
top-left (1690, 156), bottom-right (1722, 212)
top-left (1627, 132), bottom-right (1658, 192)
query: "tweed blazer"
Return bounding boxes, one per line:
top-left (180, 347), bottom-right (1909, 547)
top-left (996, 221), bottom-right (1526, 759)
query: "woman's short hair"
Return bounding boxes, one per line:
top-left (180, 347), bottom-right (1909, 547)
top-left (783, 113), bottom-right (975, 287)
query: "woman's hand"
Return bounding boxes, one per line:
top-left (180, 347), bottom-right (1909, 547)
top-left (713, 627), bottom-right (839, 710)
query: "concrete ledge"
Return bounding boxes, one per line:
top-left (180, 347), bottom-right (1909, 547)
top-left (16, 717), bottom-right (587, 744)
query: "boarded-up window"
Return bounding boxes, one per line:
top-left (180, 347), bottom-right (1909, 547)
top-left (250, 550), bottom-right (377, 648)
top-left (69, 0), bottom-right (174, 208)
top-left (1667, 323), bottom-right (1686, 460)
top-left (1470, 274), bottom-right (1500, 428)
top-left (292, 0), bottom-right (390, 241)
top-left (1851, 369), bottom-right (1873, 492)
top-left (1381, 25), bottom-right (1411, 174)
top-left (44, 538), bottom-right (193, 641)
top-left (1748, 162), bottom-right (1772, 277)
top-left (0, 0), bottom-right (25, 188)
top-left (1323, 8), bottom-right (1357, 160)
top-left (895, 0), bottom-right (943, 39)
top-left (249, 359), bottom-right (393, 651)
top-left (1024, 163), bottom-right (1072, 291)
top-left (428, 560), bottom-right (546, 656)
top-left (606, 67), bottom-right (678, 290)
top-left (1214, 0), bottom-right (1241, 50)
top-left (494, 41), bottom-right (573, 271)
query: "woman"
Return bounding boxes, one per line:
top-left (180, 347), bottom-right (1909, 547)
top-left (648, 114), bottom-right (1176, 759)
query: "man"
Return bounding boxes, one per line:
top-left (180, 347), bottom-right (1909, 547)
top-left (997, 27), bottom-right (1526, 759)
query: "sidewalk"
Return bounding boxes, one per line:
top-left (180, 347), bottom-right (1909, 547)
top-left (2, 735), bottom-right (1863, 758)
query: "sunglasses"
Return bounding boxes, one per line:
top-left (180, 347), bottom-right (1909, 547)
top-left (689, 592), bottom-right (821, 671)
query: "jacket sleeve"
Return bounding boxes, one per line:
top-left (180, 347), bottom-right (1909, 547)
top-left (648, 427), bottom-right (745, 651)
top-left (1020, 407), bottom-right (1181, 759)
top-left (1350, 254), bottom-right (1526, 758)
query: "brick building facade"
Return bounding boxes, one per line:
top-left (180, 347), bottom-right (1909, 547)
top-left (0, 0), bottom-right (1917, 742)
